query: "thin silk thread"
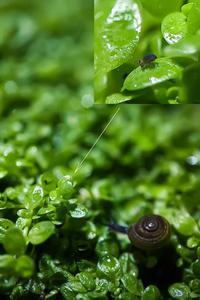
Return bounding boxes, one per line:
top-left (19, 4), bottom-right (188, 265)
top-left (74, 107), bottom-right (120, 174)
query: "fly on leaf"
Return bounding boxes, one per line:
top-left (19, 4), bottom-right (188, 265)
top-left (139, 54), bottom-right (157, 68)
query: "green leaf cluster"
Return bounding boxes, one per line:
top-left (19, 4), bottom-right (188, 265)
top-left (95, 0), bottom-right (200, 104)
top-left (2, 99), bottom-right (200, 298)
top-left (1, 0), bottom-right (200, 299)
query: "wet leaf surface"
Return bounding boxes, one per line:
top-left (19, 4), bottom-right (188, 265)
top-left (161, 12), bottom-right (187, 45)
top-left (105, 93), bottom-right (134, 104)
top-left (95, 0), bottom-right (142, 74)
top-left (122, 58), bottom-right (182, 91)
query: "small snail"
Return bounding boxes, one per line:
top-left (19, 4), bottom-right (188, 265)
top-left (109, 215), bottom-right (171, 250)
top-left (139, 54), bottom-right (157, 69)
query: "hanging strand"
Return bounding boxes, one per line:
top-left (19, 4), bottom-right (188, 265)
top-left (74, 107), bottom-right (120, 174)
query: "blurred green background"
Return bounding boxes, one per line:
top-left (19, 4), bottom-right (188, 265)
top-left (0, 0), bottom-right (93, 116)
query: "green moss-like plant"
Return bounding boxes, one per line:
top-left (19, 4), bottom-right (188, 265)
top-left (1, 0), bottom-right (200, 300)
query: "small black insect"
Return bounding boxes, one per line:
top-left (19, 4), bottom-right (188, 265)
top-left (139, 54), bottom-right (157, 68)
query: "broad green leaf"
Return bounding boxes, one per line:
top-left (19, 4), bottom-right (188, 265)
top-left (140, 0), bottom-right (183, 18)
top-left (161, 12), bottom-right (188, 45)
top-left (122, 58), bottom-right (181, 91)
top-left (95, 0), bottom-right (142, 74)
top-left (105, 93), bottom-right (134, 104)
top-left (3, 228), bottom-right (26, 256)
top-left (28, 221), bottom-right (55, 245)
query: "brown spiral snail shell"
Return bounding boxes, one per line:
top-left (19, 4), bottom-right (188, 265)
top-left (109, 214), bottom-right (171, 251)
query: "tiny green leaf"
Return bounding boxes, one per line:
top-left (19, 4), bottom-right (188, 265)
top-left (61, 283), bottom-right (76, 300)
top-left (119, 253), bottom-right (138, 276)
top-left (121, 273), bottom-right (143, 295)
top-left (105, 93), bottom-right (134, 104)
top-left (168, 283), bottom-right (190, 299)
top-left (40, 172), bottom-right (56, 192)
top-left (161, 12), bottom-right (187, 45)
top-left (76, 272), bottom-right (96, 291)
top-left (142, 285), bottom-right (161, 300)
top-left (97, 255), bottom-right (120, 278)
top-left (57, 175), bottom-right (73, 197)
top-left (32, 186), bottom-right (44, 201)
top-left (69, 204), bottom-right (88, 218)
top-left (68, 279), bottom-right (87, 293)
top-left (28, 221), bottom-right (55, 245)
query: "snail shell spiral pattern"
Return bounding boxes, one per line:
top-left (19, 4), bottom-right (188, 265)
top-left (128, 215), bottom-right (171, 250)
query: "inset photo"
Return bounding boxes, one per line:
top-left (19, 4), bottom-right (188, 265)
top-left (94, 0), bottom-right (200, 104)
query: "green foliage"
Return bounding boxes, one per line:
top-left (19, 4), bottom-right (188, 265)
top-left (1, 0), bottom-right (200, 299)
top-left (95, 0), bottom-right (200, 103)
top-left (2, 91), bottom-right (200, 298)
